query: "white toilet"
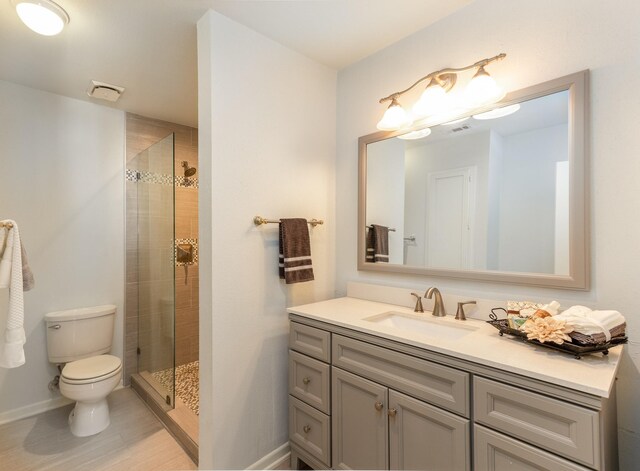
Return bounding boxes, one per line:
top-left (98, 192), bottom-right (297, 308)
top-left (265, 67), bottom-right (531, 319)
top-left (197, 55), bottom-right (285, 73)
top-left (45, 305), bottom-right (122, 437)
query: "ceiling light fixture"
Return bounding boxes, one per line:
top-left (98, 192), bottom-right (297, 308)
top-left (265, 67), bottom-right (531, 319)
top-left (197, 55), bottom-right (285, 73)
top-left (13, 0), bottom-right (69, 36)
top-left (376, 53), bottom-right (506, 131)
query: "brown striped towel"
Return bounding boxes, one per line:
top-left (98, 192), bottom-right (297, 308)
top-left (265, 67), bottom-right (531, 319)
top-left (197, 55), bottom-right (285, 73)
top-left (366, 224), bottom-right (389, 263)
top-left (279, 219), bottom-right (314, 284)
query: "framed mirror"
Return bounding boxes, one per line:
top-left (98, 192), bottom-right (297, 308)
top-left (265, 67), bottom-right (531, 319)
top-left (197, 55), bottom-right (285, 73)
top-left (358, 71), bottom-right (589, 289)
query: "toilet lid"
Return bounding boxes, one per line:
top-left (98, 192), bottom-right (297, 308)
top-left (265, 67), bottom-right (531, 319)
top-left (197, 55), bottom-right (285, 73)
top-left (62, 355), bottom-right (122, 381)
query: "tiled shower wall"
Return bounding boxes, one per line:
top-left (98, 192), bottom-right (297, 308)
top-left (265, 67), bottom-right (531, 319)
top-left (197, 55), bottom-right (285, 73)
top-left (125, 113), bottom-right (199, 385)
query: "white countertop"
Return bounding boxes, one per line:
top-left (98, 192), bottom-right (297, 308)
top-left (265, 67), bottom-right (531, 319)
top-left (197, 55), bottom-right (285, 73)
top-left (287, 297), bottom-right (622, 398)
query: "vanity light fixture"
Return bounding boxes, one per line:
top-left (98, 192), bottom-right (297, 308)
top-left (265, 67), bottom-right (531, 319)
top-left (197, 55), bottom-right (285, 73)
top-left (12, 0), bottom-right (69, 36)
top-left (473, 103), bottom-right (520, 120)
top-left (376, 53), bottom-right (506, 131)
top-left (397, 127), bottom-right (432, 140)
top-left (376, 97), bottom-right (413, 131)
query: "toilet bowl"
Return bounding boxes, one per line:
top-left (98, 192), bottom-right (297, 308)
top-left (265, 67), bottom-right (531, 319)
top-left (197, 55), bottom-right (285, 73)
top-left (59, 354), bottom-right (122, 437)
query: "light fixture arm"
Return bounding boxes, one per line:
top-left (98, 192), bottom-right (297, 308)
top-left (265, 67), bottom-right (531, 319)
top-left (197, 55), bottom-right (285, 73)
top-left (379, 53), bottom-right (506, 104)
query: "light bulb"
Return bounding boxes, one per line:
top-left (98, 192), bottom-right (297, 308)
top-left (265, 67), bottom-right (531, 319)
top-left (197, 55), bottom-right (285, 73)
top-left (397, 128), bottom-right (432, 140)
top-left (464, 67), bottom-right (505, 107)
top-left (412, 79), bottom-right (451, 118)
top-left (473, 104), bottom-right (520, 120)
top-left (376, 99), bottom-right (412, 131)
top-left (14, 0), bottom-right (69, 36)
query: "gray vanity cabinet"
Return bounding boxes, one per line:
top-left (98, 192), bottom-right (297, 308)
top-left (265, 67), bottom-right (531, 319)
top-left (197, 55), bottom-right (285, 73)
top-left (288, 317), bottom-right (618, 471)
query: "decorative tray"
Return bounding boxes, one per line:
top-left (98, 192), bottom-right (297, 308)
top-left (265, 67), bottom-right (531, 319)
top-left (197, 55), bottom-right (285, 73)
top-left (487, 309), bottom-right (628, 359)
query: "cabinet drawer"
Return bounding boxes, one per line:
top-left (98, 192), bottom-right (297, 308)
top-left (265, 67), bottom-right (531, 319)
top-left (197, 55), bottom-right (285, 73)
top-left (474, 425), bottom-right (590, 471)
top-left (474, 377), bottom-right (600, 469)
top-left (290, 322), bottom-right (330, 362)
top-left (289, 396), bottom-right (331, 467)
top-left (289, 350), bottom-right (330, 414)
top-left (333, 334), bottom-right (469, 417)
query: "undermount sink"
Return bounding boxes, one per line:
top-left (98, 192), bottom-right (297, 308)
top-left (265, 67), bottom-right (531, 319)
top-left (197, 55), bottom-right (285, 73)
top-left (364, 311), bottom-right (479, 340)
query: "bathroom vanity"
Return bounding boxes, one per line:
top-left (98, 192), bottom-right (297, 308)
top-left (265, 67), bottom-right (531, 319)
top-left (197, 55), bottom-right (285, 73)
top-left (287, 297), bottom-right (621, 470)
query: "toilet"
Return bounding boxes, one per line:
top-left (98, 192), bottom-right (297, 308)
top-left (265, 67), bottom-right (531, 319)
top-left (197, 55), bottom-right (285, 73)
top-left (45, 305), bottom-right (122, 437)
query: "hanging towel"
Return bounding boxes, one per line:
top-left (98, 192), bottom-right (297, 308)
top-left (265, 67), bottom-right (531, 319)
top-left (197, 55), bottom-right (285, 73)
top-left (279, 218), bottom-right (314, 284)
top-left (0, 223), bottom-right (34, 291)
top-left (0, 220), bottom-right (27, 368)
top-left (366, 224), bottom-right (389, 263)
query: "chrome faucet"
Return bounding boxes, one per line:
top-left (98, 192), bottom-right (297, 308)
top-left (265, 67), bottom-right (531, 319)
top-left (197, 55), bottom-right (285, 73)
top-left (425, 287), bottom-right (445, 317)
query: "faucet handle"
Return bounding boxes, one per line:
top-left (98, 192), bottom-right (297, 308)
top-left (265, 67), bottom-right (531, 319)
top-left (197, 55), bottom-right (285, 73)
top-left (411, 293), bottom-right (424, 313)
top-left (455, 301), bottom-right (476, 321)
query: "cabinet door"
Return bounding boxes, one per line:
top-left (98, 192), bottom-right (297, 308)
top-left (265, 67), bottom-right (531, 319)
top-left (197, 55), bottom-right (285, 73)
top-left (389, 390), bottom-right (470, 471)
top-left (332, 367), bottom-right (388, 470)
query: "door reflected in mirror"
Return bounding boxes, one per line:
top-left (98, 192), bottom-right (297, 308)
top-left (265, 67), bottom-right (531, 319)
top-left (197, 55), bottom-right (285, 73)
top-left (365, 90), bottom-right (570, 275)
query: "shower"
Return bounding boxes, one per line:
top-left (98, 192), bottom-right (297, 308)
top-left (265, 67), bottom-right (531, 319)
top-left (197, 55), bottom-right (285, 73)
top-left (182, 160), bottom-right (197, 177)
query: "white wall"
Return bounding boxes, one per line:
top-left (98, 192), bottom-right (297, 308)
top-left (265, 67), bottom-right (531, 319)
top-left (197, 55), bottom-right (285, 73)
top-left (366, 138), bottom-right (405, 264)
top-left (197, 10), bottom-right (337, 469)
top-left (0, 80), bottom-right (125, 418)
top-left (335, 0), bottom-right (640, 467)
top-left (498, 124), bottom-right (568, 273)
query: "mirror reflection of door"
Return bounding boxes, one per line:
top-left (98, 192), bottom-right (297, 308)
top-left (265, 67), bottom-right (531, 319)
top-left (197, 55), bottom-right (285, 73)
top-left (426, 167), bottom-right (475, 269)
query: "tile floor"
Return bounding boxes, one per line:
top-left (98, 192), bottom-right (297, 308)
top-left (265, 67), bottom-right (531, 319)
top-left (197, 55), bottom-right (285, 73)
top-left (0, 388), bottom-right (197, 471)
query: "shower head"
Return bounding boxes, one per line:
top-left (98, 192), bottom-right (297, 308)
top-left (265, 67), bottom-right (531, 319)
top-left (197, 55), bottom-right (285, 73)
top-left (181, 161), bottom-right (197, 177)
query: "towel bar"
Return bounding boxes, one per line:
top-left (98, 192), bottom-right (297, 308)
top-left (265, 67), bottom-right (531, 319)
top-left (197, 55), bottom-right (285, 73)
top-left (253, 216), bottom-right (324, 228)
top-left (0, 222), bottom-right (14, 229)
top-left (366, 225), bottom-right (396, 232)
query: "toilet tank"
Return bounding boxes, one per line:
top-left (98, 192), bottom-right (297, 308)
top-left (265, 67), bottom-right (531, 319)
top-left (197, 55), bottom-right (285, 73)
top-left (45, 305), bottom-right (116, 363)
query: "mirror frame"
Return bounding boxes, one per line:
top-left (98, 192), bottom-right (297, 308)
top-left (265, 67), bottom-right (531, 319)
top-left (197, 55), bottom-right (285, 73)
top-left (358, 70), bottom-right (589, 290)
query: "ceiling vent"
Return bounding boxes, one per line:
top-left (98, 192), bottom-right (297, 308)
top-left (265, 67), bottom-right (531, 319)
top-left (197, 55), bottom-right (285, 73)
top-left (87, 80), bottom-right (124, 102)
top-left (451, 124), bottom-right (470, 133)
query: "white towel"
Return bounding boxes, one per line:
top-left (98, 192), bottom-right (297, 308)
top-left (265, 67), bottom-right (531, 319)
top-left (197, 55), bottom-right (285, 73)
top-left (555, 305), bottom-right (625, 342)
top-left (0, 220), bottom-right (26, 368)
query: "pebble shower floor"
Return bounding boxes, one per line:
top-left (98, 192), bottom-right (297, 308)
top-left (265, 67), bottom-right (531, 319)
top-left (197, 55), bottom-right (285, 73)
top-left (152, 361), bottom-right (199, 415)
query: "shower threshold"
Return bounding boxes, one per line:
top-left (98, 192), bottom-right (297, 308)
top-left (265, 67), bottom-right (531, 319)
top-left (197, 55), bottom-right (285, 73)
top-left (131, 373), bottom-right (198, 464)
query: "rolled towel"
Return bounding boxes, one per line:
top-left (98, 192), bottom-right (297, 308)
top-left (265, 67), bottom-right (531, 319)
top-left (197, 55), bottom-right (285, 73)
top-left (555, 306), bottom-right (625, 342)
top-left (279, 219), bottom-right (314, 284)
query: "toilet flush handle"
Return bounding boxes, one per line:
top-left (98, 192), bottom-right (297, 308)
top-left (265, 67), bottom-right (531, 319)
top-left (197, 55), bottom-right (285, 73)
top-left (48, 324), bottom-right (61, 329)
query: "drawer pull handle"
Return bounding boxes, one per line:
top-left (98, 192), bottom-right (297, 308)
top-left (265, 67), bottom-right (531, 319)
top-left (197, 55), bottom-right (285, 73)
top-left (388, 408), bottom-right (397, 417)
top-left (302, 377), bottom-right (311, 385)
top-left (374, 401), bottom-right (383, 411)
top-left (48, 324), bottom-right (61, 329)
top-left (303, 425), bottom-right (311, 433)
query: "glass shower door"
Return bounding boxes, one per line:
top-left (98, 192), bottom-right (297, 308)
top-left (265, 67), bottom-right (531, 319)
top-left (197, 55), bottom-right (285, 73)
top-left (133, 133), bottom-right (176, 407)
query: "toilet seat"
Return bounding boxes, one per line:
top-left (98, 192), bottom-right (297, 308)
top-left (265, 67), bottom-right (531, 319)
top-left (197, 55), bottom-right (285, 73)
top-left (61, 354), bottom-right (122, 385)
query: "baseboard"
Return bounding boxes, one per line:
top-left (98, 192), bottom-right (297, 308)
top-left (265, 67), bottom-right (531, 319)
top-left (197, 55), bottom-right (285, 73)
top-left (246, 442), bottom-right (291, 470)
top-left (0, 395), bottom-right (73, 426)
top-left (0, 381), bottom-right (125, 426)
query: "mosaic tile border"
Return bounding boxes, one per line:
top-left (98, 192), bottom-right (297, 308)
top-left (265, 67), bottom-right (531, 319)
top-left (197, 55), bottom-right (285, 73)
top-left (175, 175), bottom-right (199, 189)
top-left (125, 169), bottom-right (199, 188)
top-left (175, 238), bottom-right (198, 266)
